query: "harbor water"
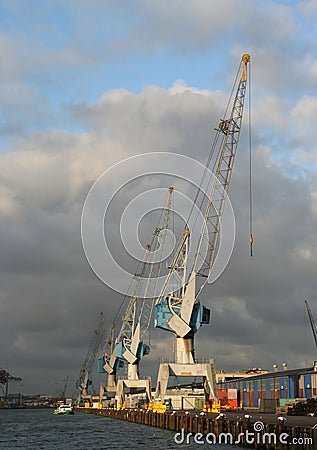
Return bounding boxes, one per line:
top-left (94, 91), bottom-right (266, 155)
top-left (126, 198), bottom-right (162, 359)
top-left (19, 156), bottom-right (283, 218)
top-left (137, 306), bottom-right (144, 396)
top-left (0, 409), bottom-right (243, 449)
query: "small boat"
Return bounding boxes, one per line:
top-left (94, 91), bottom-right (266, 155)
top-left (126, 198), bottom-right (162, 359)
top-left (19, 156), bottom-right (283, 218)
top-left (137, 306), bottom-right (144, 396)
top-left (53, 404), bottom-right (74, 415)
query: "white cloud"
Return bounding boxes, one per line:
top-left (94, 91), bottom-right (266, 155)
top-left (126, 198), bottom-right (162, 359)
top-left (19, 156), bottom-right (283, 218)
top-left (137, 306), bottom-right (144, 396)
top-left (289, 96), bottom-right (317, 162)
top-left (292, 95), bottom-right (317, 121)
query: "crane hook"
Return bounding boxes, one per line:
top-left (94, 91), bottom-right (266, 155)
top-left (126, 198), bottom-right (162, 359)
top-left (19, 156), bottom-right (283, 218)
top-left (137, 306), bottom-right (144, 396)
top-left (249, 234), bottom-right (254, 257)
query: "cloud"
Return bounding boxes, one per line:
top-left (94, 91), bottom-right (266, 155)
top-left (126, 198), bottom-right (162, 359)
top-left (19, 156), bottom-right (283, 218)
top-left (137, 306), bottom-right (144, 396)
top-left (1, 1), bottom-right (317, 395)
top-left (1, 70), bottom-right (317, 393)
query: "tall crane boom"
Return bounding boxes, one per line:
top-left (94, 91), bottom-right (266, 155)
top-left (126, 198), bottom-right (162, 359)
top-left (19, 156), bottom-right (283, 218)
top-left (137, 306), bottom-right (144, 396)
top-left (193, 53), bottom-right (250, 298)
top-left (305, 300), bottom-right (317, 349)
top-left (155, 54), bottom-right (250, 355)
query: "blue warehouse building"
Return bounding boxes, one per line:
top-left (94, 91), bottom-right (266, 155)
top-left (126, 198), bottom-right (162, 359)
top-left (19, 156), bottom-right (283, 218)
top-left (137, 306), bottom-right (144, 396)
top-left (217, 362), bottom-right (317, 410)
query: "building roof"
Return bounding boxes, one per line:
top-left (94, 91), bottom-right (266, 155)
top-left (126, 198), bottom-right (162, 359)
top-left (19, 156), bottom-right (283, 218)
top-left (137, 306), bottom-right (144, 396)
top-left (218, 367), bottom-right (315, 383)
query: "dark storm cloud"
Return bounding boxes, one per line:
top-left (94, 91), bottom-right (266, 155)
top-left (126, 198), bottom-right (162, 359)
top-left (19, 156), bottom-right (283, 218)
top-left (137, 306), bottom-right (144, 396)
top-left (1, 77), bottom-right (317, 393)
top-left (1, 1), bottom-right (317, 394)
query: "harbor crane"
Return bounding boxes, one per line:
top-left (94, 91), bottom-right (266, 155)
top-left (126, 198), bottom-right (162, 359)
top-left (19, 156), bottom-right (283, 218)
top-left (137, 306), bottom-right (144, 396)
top-left (99, 188), bottom-right (175, 408)
top-left (305, 300), bottom-right (317, 349)
top-left (76, 312), bottom-right (106, 404)
top-left (153, 54), bottom-right (250, 410)
top-left (99, 322), bottom-right (116, 394)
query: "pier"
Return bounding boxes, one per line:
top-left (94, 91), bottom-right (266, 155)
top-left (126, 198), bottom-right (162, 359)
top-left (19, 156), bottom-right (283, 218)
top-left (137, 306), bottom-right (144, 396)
top-left (76, 407), bottom-right (316, 449)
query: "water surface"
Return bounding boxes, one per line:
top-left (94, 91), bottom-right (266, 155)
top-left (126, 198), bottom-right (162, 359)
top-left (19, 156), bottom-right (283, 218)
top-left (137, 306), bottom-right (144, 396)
top-left (0, 408), bottom-right (242, 449)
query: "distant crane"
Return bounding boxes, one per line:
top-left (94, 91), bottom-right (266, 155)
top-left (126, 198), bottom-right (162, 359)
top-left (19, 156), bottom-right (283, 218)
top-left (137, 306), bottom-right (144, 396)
top-left (305, 300), bottom-right (317, 349)
top-left (55, 376), bottom-right (69, 401)
top-left (76, 312), bottom-right (106, 404)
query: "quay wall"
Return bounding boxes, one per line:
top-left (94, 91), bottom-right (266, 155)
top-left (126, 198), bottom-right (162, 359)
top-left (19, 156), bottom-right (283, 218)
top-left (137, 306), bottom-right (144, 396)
top-left (75, 407), bottom-right (317, 449)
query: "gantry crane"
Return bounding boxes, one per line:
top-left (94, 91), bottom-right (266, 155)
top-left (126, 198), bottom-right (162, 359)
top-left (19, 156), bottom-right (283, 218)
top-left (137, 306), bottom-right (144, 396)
top-left (0, 368), bottom-right (22, 400)
top-left (153, 54), bottom-right (250, 409)
top-left (99, 188), bottom-right (175, 408)
top-left (76, 312), bottom-right (106, 405)
top-left (305, 300), bottom-right (317, 349)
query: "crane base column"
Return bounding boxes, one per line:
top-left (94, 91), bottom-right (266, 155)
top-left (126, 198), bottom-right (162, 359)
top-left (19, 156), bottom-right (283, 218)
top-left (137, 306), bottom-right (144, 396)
top-left (154, 360), bottom-right (218, 405)
top-left (116, 378), bottom-right (152, 409)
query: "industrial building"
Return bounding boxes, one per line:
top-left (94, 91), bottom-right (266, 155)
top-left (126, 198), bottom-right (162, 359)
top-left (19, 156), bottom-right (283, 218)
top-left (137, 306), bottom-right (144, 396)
top-left (217, 362), bottom-right (317, 410)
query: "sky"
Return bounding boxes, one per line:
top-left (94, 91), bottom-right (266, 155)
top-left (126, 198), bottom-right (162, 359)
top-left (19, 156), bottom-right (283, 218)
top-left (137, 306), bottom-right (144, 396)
top-left (1, 0), bottom-right (317, 396)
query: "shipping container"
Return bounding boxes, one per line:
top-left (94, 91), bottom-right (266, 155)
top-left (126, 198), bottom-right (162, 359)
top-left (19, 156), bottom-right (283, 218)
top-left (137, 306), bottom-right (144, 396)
top-left (228, 388), bottom-right (237, 400)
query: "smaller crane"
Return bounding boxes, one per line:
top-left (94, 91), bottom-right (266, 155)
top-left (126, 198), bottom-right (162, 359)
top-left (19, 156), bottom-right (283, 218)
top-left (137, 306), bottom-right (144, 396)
top-left (305, 300), bottom-right (317, 349)
top-left (76, 312), bottom-right (106, 405)
top-left (99, 187), bottom-right (175, 408)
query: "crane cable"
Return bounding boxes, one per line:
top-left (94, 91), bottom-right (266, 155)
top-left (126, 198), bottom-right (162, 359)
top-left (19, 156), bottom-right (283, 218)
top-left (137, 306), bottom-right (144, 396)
top-left (248, 62), bottom-right (254, 257)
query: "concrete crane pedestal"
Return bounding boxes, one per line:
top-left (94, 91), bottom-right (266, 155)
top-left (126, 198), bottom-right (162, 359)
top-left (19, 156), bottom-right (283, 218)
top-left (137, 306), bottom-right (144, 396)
top-left (155, 360), bottom-right (218, 403)
top-left (116, 378), bottom-right (152, 409)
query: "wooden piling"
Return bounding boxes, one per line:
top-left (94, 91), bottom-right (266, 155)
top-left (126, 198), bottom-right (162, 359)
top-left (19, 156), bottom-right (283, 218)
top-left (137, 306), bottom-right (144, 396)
top-left (75, 407), bottom-right (315, 450)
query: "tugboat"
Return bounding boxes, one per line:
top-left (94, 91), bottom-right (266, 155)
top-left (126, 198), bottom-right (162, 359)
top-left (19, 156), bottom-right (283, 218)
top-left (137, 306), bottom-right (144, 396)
top-left (53, 403), bottom-right (74, 415)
